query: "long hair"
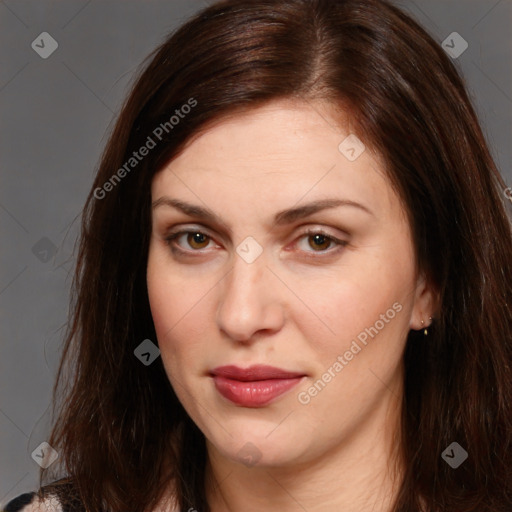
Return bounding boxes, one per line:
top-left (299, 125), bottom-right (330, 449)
top-left (38, 1), bottom-right (512, 511)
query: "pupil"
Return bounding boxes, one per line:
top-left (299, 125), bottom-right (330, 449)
top-left (189, 233), bottom-right (207, 248)
top-left (311, 234), bottom-right (329, 250)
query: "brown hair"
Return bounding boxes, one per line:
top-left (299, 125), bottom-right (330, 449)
top-left (38, 0), bottom-right (512, 511)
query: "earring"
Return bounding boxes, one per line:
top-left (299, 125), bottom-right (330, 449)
top-left (422, 316), bottom-right (432, 336)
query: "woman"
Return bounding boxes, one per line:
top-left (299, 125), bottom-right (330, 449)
top-left (4, 0), bottom-right (511, 511)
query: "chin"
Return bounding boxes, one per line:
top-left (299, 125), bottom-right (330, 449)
top-left (206, 423), bottom-right (310, 469)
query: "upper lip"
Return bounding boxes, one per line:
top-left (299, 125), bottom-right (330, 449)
top-left (210, 365), bottom-right (306, 381)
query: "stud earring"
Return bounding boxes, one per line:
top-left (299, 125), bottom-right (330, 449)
top-left (423, 316), bottom-right (432, 336)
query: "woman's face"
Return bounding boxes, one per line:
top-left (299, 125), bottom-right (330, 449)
top-left (147, 99), bottom-right (433, 469)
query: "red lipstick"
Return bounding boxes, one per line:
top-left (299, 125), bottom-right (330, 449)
top-left (210, 365), bottom-right (305, 407)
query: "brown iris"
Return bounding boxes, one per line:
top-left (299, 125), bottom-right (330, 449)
top-left (308, 233), bottom-right (331, 251)
top-left (187, 232), bottom-right (210, 249)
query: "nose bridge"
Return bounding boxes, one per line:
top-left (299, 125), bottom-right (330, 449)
top-left (227, 233), bottom-right (270, 297)
top-left (216, 244), bottom-right (283, 341)
top-left (225, 247), bottom-right (268, 308)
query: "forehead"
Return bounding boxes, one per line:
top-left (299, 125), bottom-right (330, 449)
top-left (162, 99), bottom-right (361, 174)
top-left (151, 99), bottom-right (398, 220)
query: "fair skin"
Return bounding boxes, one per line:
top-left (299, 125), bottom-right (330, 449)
top-left (147, 98), bottom-right (435, 512)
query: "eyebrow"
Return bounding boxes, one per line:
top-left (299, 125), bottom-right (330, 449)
top-left (151, 197), bottom-right (374, 233)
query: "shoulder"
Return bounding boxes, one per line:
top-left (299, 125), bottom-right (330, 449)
top-left (3, 480), bottom-right (182, 512)
top-left (2, 491), bottom-right (63, 512)
top-left (2, 479), bottom-right (78, 512)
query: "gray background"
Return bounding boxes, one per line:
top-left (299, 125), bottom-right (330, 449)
top-left (1, 0), bottom-right (511, 505)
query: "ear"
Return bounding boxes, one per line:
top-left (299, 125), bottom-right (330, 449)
top-left (409, 272), bottom-right (437, 330)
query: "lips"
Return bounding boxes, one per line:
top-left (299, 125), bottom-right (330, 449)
top-left (210, 365), bottom-right (306, 407)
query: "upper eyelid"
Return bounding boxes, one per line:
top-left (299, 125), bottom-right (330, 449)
top-left (165, 226), bottom-right (218, 244)
top-left (163, 222), bottom-right (348, 239)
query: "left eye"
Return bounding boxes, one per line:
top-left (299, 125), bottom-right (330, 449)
top-left (295, 230), bottom-right (347, 253)
top-left (164, 229), bottom-right (347, 255)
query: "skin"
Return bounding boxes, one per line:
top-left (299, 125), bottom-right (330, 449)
top-left (147, 98), bottom-right (435, 512)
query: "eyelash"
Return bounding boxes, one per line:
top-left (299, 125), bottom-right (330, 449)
top-left (163, 228), bottom-right (348, 258)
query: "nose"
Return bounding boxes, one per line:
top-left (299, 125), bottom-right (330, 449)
top-left (216, 249), bottom-right (285, 344)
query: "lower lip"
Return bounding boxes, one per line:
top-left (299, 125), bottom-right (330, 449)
top-left (212, 376), bottom-right (304, 407)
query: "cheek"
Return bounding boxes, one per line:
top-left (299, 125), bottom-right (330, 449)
top-left (292, 273), bottom-right (411, 418)
top-left (302, 260), bottom-right (410, 326)
top-left (146, 252), bottom-right (215, 366)
top-left (296, 283), bottom-right (401, 371)
top-left (292, 249), bottom-right (415, 366)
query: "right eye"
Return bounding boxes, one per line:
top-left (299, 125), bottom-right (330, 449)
top-left (164, 230), bottom-right (218, 254)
